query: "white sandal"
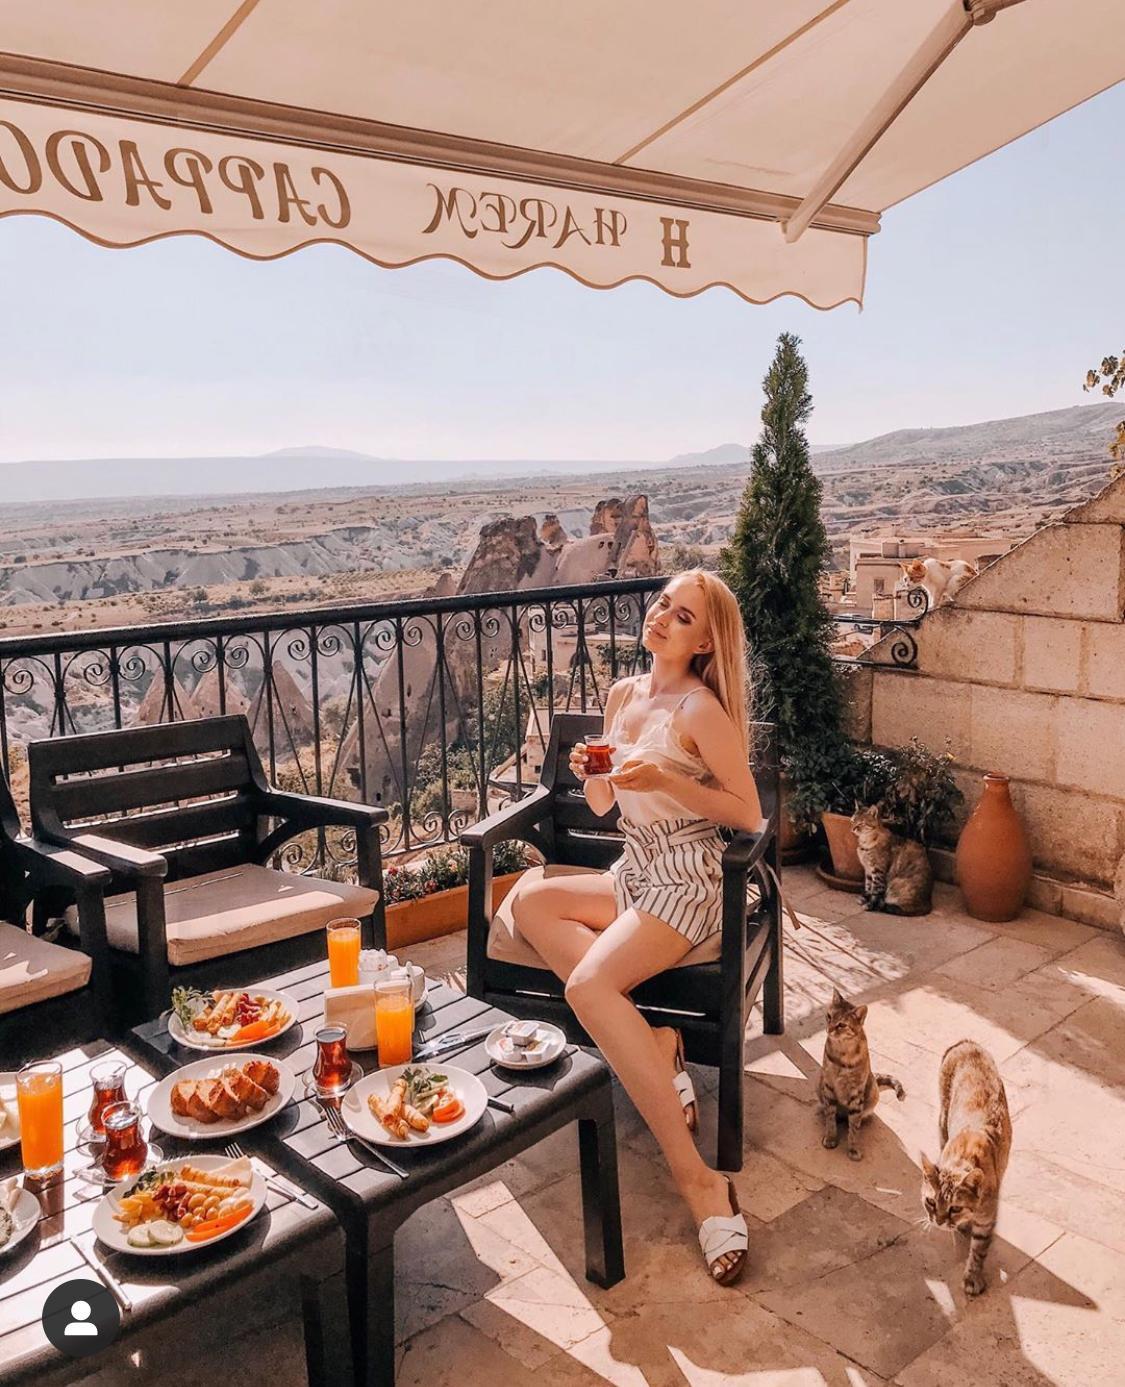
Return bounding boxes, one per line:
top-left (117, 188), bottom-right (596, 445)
top-left (697, 1177), bottom-right (749, 1286)
top-left (672, 1030), bottom-right (698, 1132)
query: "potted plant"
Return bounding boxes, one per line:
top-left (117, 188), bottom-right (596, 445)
top-left (877, 738), bottom-right (963, 847)
top-left (383, 839), bottom-right (532, 948)
top-left (787, 739), bottom-right (893, 885)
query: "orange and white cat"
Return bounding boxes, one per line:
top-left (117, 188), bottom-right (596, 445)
top-left (898, 557), bottom-right (978, 610)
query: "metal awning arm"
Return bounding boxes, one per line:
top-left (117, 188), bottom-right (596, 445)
top-left (784, 0), bottom-right (1027, 244)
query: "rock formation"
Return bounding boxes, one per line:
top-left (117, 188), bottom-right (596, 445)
top-left (352, 496), bottom-right (659, 809)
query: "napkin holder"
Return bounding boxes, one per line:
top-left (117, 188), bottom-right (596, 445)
top-left (323, 982), bottom-right (377, 1051)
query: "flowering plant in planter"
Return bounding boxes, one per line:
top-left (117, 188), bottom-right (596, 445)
top-left (383, 840), bottom-right (532, 905)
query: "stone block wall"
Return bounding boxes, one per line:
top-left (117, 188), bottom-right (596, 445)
top-left (854, 474), bottom-right (1125, 930)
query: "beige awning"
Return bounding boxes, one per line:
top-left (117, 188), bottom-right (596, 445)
top-left (0, 1), bottom-right (1120, 309)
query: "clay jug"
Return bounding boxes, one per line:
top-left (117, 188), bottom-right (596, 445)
top-left (955, 773), bottom-right (1032, 922)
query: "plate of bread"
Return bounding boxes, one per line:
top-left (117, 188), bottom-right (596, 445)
top-left (147, 1054), bottom-right (296, 1139)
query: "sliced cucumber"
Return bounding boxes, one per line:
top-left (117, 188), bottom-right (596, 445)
top-left (146, 1219), bottom-right (183, 1246)
top-left (127, 1223), bottom-right (154, 1248)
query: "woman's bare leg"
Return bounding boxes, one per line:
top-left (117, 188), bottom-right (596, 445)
top-left (509, 871), bottom-right (618, 981)
top-left (564, 909), bottom-right (742, 1277)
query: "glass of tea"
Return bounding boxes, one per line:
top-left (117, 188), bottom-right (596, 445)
top-left (17, 1061), bottom-right (64, 1179)
top-left (584, 734), bottom-right (616, 777)
top-left (312, 1025), bottom-right (353, 1095)
top-left (375, 978), bottom-right (414, 1066)
top-left (86, 1061), bottom-right (128, 1139)
top-left (101, 1101), bottom-right (149, 1182)
top-left (326, 917), bottom-right (361, 988)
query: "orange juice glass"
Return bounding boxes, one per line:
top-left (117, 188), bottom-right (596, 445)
top-left (326, 917), bottom-right (361, 988)
top-left (375, 980), bottom-right (414, 1066)
top-left (17, 1061), bottom-right (64, 1178)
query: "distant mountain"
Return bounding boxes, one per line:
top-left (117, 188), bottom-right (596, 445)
top-left (667, 441), bottom-right (842, 467)
top-left (813, 402), bottom-right (1121, 472)
top-left (263, 445), bottom-right (381, 460)
top-left (1, 402), bottom-right (1117, 506)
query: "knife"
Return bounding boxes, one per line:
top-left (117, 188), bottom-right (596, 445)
top-left (414, 1026), bottom-right (496, 1061)
top-left (72, 1235), bottom-right (133, 1314)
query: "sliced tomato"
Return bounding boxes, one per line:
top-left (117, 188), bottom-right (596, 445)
top-left (432, 1098), bottom-right (465, 1124)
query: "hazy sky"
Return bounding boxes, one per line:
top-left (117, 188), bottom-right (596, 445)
top-left (0, 82), bottom-right (1121, 467)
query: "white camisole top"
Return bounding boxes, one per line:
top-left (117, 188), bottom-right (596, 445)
top-left (605, 676), bottom-right (714, 825)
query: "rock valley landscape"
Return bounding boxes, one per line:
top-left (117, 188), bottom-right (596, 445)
top-left (1, 401), bottom-right (1119, 639)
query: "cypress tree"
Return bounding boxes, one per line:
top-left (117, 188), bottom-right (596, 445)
top-left (720, 332), bottom-right (848, 816)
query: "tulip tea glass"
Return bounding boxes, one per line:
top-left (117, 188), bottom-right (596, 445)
top-left (584, 735), bottom-right (616, 777)
top-left (312, 1025), bottom-right (353, 1095)
top-left (86, 1061), bottom-right (128, 1139)
top-left (101, 1101), bottom-right (150, 1182)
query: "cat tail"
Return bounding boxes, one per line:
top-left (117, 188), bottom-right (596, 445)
top-left (875, 1073), bottom-right (906, 1101)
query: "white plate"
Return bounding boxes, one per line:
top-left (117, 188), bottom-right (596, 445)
top-left (146, 1054), bottom-right (296, 1140)
top-left (93, 1155), bottom-right (266, 1257)
top-left (167, 989), bottom-right (300, 1052)
top-left (0, 1186), bottom-right (40, 1257)
top-left (0, 1074), bottom-right (19, 1153)
top-left (485, 1022), bottom-right (567, 1070)
top-left (341, 1064), bottom-right (487, 1147)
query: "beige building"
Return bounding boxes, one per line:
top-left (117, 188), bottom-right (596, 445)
top-left (849, 476), bottom-right (1125, 931)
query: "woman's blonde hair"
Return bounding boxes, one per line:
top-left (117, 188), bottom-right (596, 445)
top-left (678, 569), bottom-right (751, 761)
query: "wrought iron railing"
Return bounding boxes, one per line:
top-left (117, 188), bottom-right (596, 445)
top-left (0, 577), bottom-right (663, 871)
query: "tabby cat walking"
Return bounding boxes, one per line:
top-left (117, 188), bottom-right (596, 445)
top-left (921, 1039), bottom-right (1012, 1297)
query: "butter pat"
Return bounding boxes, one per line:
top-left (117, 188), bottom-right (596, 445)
top-left (323, 983), bottom-right (377, 1050)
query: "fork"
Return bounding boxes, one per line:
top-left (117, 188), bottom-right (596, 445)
top-left (223, 1142), bottom-right (318, 1208)
top-left (320, 1103), bottom-right (408, 1180)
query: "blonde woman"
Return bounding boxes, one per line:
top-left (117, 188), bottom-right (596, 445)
top-left (511, 570), bottom-right (764, 1285)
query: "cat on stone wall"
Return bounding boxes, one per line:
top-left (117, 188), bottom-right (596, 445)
top-left (899, 557), bottom-right (978, 610)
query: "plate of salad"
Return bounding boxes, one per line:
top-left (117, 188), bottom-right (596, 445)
top-left (168, 987), bottom-right (299, 1050)
top-left (341, 1064), bottom-right (487, 1147)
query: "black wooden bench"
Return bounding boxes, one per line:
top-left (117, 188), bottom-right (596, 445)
top-left (461, 711), bottom-right (784, 1172)
top-left (28, 715), bottom-right (386, 1022)
top-left (0, 767), bottom-right (114, 1066)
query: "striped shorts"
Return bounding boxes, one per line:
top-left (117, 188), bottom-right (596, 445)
top-left (609, 816), bottom-right (726, 946)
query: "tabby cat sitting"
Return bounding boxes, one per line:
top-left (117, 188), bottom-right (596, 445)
top-left (851, 804), bottom-right (933, 915)
top-left (817, 988), bottom-right (905, 1161)
top-left (922, 1039), bottom-right (1012, 1297)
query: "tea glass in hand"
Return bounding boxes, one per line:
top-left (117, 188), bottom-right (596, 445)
top-left (583, 735), bottom-right (616, 778)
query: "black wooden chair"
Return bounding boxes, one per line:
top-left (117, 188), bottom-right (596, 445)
top-left (28, 715), bottom-right (387, 1022)
top-left (462, 711), bottom-right (783, 1172)
top-left (0, 766), bottom-right (116, 1065)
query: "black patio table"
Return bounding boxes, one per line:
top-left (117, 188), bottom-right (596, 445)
top-left (0, 1040), bottom-right (350, 1387)
top-left (130, 956), bottom-right (625, 1386)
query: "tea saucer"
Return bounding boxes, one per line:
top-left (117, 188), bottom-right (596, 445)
top-left (78, 1141), bottom-right (165, 1188)
top-left (302, 1060), bottom-right (363, 1100)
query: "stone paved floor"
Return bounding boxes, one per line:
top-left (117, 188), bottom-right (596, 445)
top-left (94, 869), bottom-right (1125, 1385)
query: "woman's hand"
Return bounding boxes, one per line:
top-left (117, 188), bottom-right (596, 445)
top-left (569, 741), bottom-right (590, 782)
top-left (609, 758), bottom-right (667, 793)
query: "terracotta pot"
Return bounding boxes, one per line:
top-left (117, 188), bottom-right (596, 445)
top-left (385, 871), bottom-right (523, 949)
top-left (955, 774), bottom-right (1032, 922)
top-left (779, 774), bottom-right (813, 864)
top-left (820, 811), bottom-right (863, 882)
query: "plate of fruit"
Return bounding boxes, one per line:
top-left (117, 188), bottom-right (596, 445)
top-left (93, 1155), bottom-right (266, 1255)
